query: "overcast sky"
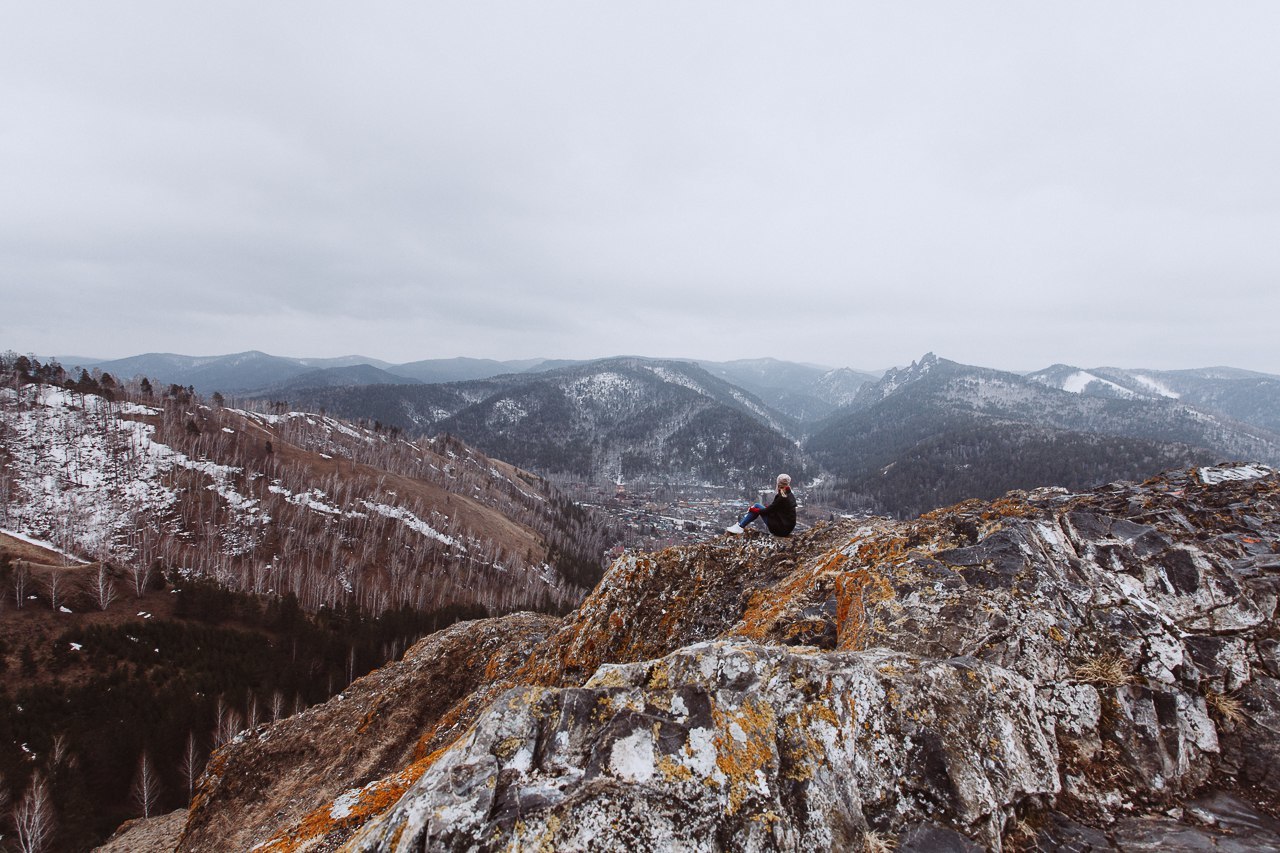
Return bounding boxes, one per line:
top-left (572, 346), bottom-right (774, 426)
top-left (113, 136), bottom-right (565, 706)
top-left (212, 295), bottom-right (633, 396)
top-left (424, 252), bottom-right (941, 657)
top-left (3, 3), bottom-right (1278, 374)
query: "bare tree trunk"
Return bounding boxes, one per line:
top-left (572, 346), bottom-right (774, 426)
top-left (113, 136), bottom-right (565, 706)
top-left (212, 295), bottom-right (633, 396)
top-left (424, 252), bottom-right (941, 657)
top-left (93, 565), bottom-right (116, 611)
top-left (12, 561), bottom-right (29, 608)
top-left (179, 732), bottom-right (203, 804)
top-left (131, 751), bottom-right (163, 819)
top-left (13, 771), bottom-right (55, 853)
top-left (213, 697), bottom-right (244, 748)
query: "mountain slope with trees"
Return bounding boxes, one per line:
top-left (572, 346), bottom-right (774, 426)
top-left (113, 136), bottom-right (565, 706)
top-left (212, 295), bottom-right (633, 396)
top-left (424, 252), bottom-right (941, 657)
top-left (280, 357), bottom-right (811, 488)
top-left (0, 352), bottom-right (622, 851)
top-left (807, 353), bottom-right (1280, 517)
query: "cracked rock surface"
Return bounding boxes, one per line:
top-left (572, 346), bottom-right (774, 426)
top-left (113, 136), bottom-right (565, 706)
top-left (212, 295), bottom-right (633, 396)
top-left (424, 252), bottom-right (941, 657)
top-left (166, 464), bottom-right (1280, 851)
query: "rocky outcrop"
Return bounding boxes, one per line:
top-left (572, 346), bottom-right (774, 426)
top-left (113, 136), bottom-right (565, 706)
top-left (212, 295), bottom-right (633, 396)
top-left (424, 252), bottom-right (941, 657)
top-left (177, 612), bottom-right (560, 853)
top-left (174, 464), bottom-right (1279, 851)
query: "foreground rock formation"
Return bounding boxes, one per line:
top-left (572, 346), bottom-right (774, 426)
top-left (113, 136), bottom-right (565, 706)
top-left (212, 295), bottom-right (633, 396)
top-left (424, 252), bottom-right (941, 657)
top-left (119, 464), bottom-right (1280, 851)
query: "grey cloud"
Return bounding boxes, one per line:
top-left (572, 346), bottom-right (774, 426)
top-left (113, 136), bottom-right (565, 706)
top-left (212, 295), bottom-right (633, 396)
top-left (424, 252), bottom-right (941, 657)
top-left (2, 2), bottom-right (1278, 372)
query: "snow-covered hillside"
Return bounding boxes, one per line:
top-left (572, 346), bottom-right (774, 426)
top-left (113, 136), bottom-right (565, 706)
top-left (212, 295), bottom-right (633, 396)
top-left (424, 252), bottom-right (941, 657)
top-left (0, 382), bottom-right (608, 614)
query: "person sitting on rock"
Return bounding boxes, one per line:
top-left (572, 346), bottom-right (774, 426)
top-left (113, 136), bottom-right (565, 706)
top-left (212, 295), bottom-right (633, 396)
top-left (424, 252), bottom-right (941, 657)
top-left (726, 474), bottom-right (797, 537)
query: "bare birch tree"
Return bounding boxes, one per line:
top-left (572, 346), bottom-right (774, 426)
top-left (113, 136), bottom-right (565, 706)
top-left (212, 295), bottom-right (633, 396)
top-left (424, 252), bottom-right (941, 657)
top-left (43, 571), bottom-right (62, 612)
top-left (12, 561), bottom-right (29, 608)
top-left (93, 565), bottom-right (116, 611)
top-left (213, 697), bottom-right (244, 748)
top-left (12, 772), bottom-right (55, 853)
top-left (131, 751), bottom-right (163, 819)
top-left (179, 732), bottom-right (204, 804)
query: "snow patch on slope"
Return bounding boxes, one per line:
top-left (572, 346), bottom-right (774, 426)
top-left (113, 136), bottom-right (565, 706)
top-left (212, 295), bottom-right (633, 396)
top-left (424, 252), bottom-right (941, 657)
top-left (1061, 371), bottom-right (1136, 398)
top-left (1131, 373), bottom-right (1181, 399)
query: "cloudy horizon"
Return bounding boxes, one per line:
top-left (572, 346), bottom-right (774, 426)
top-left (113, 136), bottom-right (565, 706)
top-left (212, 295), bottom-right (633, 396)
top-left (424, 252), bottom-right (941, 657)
top-left (3, 3), bottom-right (1279, 375)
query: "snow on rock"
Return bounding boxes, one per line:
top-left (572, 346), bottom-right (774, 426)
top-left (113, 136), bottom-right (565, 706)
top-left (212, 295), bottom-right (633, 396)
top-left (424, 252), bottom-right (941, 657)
top-left (1197, 463), bottom-right (1273, 485)
top-left (308, 465), bottom-right (1280, 852)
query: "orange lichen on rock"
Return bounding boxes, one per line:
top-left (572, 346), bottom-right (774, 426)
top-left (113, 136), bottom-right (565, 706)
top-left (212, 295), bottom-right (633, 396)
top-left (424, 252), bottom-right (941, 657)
top-left (251, 746), bottom-right (452, 853)
top-left (713, 695), bottom-right (780, 816)
top-left (835, 568), bottom-right (896, 652)
top-left (730, 548), bottom-right (850, 642)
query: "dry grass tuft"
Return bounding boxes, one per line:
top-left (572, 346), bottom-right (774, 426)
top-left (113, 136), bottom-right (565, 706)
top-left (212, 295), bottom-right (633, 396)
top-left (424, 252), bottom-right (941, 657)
top-left (1205, 690), bottom-right (1246, 725)
top-left (863, 829), bottom-right (897, 853)
top-left (1072, 651), bottom-right (1134, 687)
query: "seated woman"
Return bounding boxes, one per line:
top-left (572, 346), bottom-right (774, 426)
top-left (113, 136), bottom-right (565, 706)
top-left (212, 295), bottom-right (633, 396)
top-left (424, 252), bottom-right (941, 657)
top-left (726, 474), bottom-right (797, 537)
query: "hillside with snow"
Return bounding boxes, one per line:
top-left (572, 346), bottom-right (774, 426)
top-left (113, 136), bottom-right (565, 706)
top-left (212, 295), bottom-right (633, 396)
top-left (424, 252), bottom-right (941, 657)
top-left (808, 353), bottom-right (1280, 516)
top-left (278, 357), bottom-right (810, 488)
top-left (0, 377), bottom-right (614, 615)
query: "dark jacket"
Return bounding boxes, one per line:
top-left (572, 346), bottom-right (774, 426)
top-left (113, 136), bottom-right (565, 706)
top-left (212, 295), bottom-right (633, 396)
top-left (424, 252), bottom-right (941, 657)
top-left (759, 489), bottom-right (797, 536)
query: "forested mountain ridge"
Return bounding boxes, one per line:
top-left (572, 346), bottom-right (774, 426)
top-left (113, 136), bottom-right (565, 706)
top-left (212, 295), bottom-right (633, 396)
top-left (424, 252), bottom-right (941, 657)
top-left (0, 356), bottom-right (616, 615)
top-left (27, 348), bottom-right (1280, 522)
top-left (807, 353), bottom-right (1280, 517)
top-left (694, 358), bottom-right (879, 421)
top-left (1028, 362), bottom-right (1280, 434)
top-left (281, 357), bottom-right (812, 487)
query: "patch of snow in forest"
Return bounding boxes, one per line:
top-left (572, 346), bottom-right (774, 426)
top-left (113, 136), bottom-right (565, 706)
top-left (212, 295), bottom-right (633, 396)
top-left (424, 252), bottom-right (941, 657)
top-left (281, 488), bottom-right (345, 516)
top-left (1132, 374), bottom-right (1181, 399)
top-left (119, 402), bottom-right (162, 416)
top-left (1061, 371), bottom-right (1135, 398)
top-left (564, 372), bottom-right (637, 407)
top-left (489, 398), bottom-right (527, 426)
top-left (0, 384), bottom-right (271, 559)
top-left (360, 501), bottom-right (463, 548)
top-left (647, 365), bottom-right (703, 393)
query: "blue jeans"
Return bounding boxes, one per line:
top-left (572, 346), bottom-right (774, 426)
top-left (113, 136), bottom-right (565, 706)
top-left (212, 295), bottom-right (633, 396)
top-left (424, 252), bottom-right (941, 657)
top-left (739, 504), bottom-right (766, 528)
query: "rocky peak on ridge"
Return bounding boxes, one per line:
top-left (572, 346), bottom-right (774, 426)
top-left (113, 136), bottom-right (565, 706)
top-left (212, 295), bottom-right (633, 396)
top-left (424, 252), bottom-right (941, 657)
top-left (127, 463), bottom-right (1280, 852)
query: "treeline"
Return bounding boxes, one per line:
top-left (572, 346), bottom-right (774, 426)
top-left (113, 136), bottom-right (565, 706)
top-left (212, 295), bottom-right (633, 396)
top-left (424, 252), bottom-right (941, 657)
top-left (0, 574), bottom-right (487, 852)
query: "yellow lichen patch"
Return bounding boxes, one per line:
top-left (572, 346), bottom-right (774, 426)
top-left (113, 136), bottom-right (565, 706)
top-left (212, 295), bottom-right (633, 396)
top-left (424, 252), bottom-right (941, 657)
top-left (778, 709), bottom-right (831, 783)
top-left (1048, 625), bottom-right (1068, 644)
top-left (518, 812), bottom-right (563, 853)
top-left (587, 667), bottom-right (631, 689)
top-left (982, 496), bottom-right (1042, 524)
top-left (835, 569), bottom-right (896, 652)
top-left (729, 549), bottom-right (850, 642)
top-left (713, 697), bottom-right (779, 815)
top-left (493, 737), bottom-right (524, 762)
top-left (646, 661), bottom-right (672, 691)
top-left (782, 618), bottom-right (831, 642)
top-left (656, 752), bottom-right (696, 783)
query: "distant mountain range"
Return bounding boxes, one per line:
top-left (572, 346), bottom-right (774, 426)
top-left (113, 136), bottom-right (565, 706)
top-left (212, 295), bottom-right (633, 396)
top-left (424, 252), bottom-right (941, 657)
top-left (808, 353), bottom-right (1280, 515)
top-left (278, 357), bottom-right (812, 488)
top-left (71, 351), bottom-right (554, 394)
top-left (68, 351), bottom-right (880, 419)
top-left (32, 348), bottom-right (1280, 516)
